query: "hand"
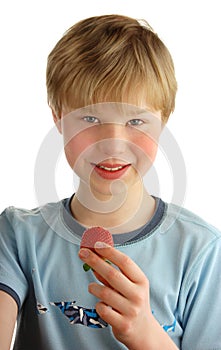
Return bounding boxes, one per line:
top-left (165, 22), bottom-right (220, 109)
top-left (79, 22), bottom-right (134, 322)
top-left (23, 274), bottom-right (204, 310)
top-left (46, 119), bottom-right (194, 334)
top-left (79, 243), bottom-right (154, 349)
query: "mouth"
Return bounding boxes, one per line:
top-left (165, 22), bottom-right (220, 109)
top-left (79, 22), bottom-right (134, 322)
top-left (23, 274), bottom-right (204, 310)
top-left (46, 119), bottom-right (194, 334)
top-left (92, 162), bottom-right (131, 179)
top-left (96, 164), bottom-right (127, 171)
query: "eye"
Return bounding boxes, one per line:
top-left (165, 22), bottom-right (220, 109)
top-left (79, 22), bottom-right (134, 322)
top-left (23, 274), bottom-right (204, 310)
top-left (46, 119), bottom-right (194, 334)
top-left (83, 116), bottom-right (100, 124)
top-left (127, 119), bottom-right (144, 126)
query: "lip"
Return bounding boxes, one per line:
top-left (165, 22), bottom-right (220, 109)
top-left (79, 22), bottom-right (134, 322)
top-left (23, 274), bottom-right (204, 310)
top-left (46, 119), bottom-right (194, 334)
top-left (92, 163), bottom-right (131, 180)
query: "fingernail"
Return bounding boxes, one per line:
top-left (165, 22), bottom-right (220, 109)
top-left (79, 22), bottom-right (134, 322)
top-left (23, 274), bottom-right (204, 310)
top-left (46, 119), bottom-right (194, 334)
top-left (94, 241), bottom-right (110, 249)
top-left (79, 249), bottom-right (90, 258)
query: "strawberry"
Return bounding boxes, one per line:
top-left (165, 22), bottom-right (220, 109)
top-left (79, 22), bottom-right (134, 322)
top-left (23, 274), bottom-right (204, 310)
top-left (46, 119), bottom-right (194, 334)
top-left (80, 226), bottom-right (114, 271)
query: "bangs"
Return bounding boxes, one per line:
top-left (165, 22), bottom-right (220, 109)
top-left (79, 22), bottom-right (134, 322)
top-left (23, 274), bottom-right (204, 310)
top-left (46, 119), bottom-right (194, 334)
top-left (47, 15), bottom-right (177, 122)
top-left (61, 49), bottom-right (175, 121)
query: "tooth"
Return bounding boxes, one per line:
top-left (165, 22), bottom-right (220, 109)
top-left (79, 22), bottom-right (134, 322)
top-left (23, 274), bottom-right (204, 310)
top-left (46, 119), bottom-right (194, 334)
top-left (98, 165), bottom-right (123, 171)
top-left (112, 167), bottom-right (122, 171)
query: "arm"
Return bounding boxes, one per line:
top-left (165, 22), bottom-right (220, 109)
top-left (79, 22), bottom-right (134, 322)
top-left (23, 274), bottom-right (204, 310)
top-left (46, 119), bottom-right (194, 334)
top-left (0, 291), bottom-right (17, 350)
top-left (79, 244), bottom-right (178, 350)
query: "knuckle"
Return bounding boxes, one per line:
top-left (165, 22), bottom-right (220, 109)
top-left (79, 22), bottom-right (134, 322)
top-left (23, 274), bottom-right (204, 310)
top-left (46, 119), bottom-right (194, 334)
top-left (106, 267), bottom-right (120, 281)
top-left (88, 253), bottom-right (97, 266)
top-left (119, 319), bottom-right (133, 335)
top-left (135, 292), bottom-right (146, 306)
top-left (128, 304), bottom-right (140, 319)
top-left (120, 255), bottom-right (131, 268)
top-left (143, 279), bottom-right (150, 294)
top-left (96, 302), bottom-right (109, 318)
top-left (144, 277), bottom-right (150, 288)
top-left (99, 286), bottom-right (111, 300)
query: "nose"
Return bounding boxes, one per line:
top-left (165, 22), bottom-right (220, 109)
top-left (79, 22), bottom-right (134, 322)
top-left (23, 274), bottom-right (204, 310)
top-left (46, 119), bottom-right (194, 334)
top-left (97, 123), bottom-right (127, 156)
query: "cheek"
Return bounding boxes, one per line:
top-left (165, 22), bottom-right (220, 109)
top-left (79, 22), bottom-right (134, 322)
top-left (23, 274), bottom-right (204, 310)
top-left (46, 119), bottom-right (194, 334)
top-left (131, 132), bottom-right (159, 163)
top-left (64, 128), bottom-right (96, 168)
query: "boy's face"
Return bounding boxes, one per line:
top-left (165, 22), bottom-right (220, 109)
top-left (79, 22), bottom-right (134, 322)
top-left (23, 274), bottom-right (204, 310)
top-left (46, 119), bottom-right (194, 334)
top-left (55, 102), bottom-right (162, 198)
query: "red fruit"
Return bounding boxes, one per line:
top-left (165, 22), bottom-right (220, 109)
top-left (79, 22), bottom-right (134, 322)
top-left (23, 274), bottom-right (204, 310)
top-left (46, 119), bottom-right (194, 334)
top-left (80, 226), bottom-right (114, 252)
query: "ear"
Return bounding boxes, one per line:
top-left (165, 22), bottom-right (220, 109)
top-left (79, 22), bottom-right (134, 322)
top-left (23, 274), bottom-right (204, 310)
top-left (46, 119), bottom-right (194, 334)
top-left (51, 108), bottom-right (62, 134)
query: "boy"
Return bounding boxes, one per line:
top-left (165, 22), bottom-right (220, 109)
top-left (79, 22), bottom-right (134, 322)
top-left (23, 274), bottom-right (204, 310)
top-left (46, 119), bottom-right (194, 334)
top-left (0, 14), bottom-right (221, 350)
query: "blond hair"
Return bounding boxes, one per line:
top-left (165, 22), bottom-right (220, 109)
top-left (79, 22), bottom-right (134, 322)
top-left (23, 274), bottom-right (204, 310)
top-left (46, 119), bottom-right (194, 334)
top-left (46, 14), bottom-right (177, 122)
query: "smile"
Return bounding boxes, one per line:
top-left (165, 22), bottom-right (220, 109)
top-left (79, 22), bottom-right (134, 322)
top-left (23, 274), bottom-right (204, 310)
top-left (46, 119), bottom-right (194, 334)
top-left (96, 165), bottom-right (125, 172)
top-left (92, 163), bottom-right (131, 180)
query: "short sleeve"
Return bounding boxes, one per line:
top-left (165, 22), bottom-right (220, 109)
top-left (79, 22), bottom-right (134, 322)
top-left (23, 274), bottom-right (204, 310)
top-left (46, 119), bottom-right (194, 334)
top-left (181, 237), bottom-right (221, 350)
top-left (0, 208), bottom-right (28, 309)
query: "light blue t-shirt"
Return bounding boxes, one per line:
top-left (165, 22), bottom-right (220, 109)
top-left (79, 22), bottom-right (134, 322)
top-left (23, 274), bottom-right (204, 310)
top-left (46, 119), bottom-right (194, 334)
top-left (0, 197), bottom-right (221, 350)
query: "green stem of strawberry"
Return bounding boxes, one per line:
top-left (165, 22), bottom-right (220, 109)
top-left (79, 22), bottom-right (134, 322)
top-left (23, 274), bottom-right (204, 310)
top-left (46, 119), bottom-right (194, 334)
top-left (83, 263), bottom-right (91, 271)
top-left (83, 260), bottom-right (112, 272)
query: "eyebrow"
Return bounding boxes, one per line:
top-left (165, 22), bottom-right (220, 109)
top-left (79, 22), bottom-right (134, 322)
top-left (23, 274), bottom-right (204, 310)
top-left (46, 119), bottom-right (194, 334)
top-left (76, 104), bottom-right (155, 118)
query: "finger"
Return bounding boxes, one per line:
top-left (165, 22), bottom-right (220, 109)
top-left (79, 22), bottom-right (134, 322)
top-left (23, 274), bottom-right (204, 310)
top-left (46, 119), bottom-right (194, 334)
top-left (79, 248), bottom-right (140, 299)
top-left (95, 301), bottom-right (124, 330)
top-left (94, 243), bottom-right (146, 284)
top-left (93, 270), bottom-right (112, 288)
top-left (88, 282), bottom-right (130, 315)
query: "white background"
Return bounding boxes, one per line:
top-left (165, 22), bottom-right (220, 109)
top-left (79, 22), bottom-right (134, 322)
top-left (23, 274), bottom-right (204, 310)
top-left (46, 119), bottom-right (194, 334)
top-left (0, 0), bottom-right (221, 231)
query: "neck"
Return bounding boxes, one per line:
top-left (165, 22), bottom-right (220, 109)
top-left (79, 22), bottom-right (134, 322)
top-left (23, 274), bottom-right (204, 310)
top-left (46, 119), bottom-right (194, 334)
top-left (70, 181), bottom-right (156, 234)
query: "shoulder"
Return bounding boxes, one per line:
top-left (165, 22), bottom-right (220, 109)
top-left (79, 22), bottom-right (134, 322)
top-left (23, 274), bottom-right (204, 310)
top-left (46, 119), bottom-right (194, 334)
top-left (160, 201), bottom-right (221, 248)
top-left (0, 200), bottom-right (64, 232)
top-left (164, 201), bottom-right (220, 235)
top-left (159, 202), bottom-right (221, 290)
top-left (0, 198), bottom-right (81, 245)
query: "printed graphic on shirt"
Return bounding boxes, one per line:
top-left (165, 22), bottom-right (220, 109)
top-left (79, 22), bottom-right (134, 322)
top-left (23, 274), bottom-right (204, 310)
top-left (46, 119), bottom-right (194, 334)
top-left (152, 310), bottom-right (176, 333)
top-left (37, 302), bottom-right (48, 315)
top-left (50, 301), bottom-right (108, 328)
top-left (34, 296), bottom-right (176, 332)
top-left (162, 319), bottom-right (176, 333)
